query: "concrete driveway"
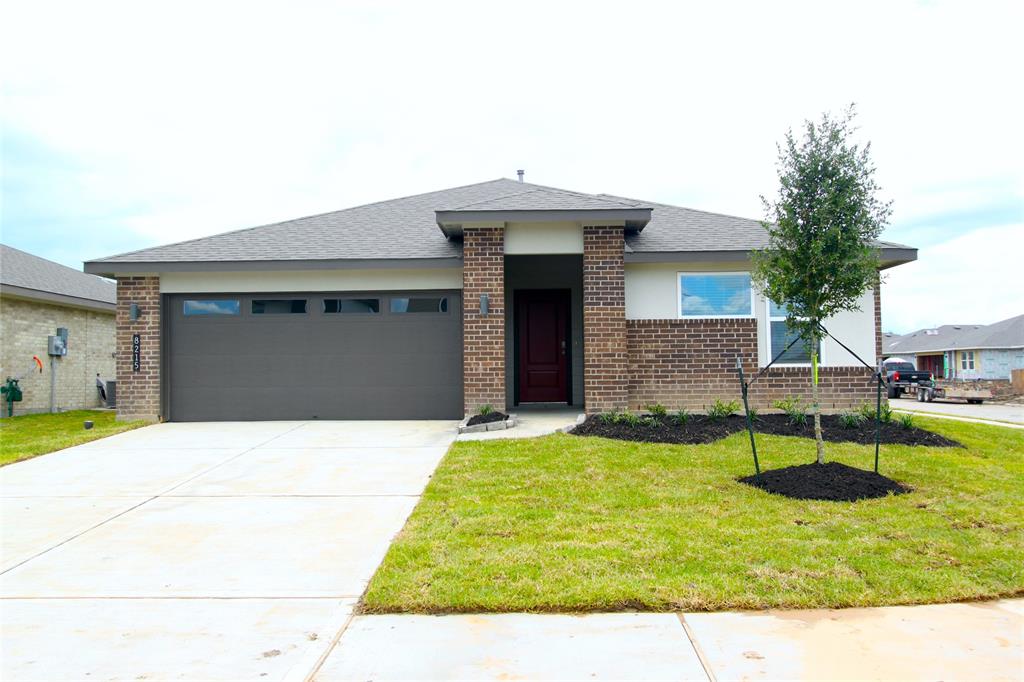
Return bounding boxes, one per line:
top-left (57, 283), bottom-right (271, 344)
top-left (0, 420), bottom-right (457, 681)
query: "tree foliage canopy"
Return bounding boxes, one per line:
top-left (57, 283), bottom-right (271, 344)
top-left (752, 106), bottom-right (891, 347)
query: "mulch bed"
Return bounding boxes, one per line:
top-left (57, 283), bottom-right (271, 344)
top-left (570, 413), bottom-right (961, 447)
top-left (466, 411), bottom-right (509, 427)
top-left (739, 461), bottom-right (912, 501)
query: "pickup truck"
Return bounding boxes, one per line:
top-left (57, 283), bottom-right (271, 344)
top-left (881, 358), bottom-right (933, 399)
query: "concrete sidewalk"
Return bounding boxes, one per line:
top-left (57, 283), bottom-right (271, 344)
top-left (314, 599), bottom-right (1023, 681)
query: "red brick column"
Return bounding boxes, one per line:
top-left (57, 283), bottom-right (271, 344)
top-left (462, 227), bottom-right (506, 414)
top-left (115, 276), bottom-right (161, 421)
top-left (583, 225), bottom-right (628, 413)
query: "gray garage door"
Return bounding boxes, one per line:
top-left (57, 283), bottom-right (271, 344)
top-left (166, 291), bottom-right (462, 421)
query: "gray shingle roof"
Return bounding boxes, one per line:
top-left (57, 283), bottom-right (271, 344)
top-left (85, 178), bottom-right (914, 268)
top-left (1, 244), bottom-right (116, 305)
top-left (444, 187), bottom-right (645, 211)
top-left (884, 315), bottom-right (1024, 354)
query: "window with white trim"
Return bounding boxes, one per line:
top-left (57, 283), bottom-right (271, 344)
top-left (766, 300), bottom-right (820, 365)
top-left (678, 272), bottom-right (753, 318)
top-left (960, 351), bottom-right (975, 370)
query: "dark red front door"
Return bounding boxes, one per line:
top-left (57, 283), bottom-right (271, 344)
top-left (517, 289), bottom-right (569, 403)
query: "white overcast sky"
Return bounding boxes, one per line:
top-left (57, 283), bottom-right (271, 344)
top-left (2, 1), bottom-right (1021, 333)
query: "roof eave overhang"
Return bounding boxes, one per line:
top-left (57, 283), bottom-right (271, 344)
top-left (83, 256), bottom-right (464, 278)
top-left (0, 283), bottom-right (115, 313)
top-left (436, 208), bottom-right (652, 238)
top-left (624, 246), bottom-right (918, 266)
top-left (877, 247), bottom-right (918, 270)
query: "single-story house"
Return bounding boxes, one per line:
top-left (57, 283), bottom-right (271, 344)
top-left (1, 244), bottom-right (116, 414)
top-left (883, 314), bottom-right (1024, 381)
top-left (84, 178), bottom-right (916, 422)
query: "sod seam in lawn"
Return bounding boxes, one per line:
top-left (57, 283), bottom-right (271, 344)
top-left (0, 410), bottom-right (148, 466)
top-left (362, 417), bottom-right (1024, 613)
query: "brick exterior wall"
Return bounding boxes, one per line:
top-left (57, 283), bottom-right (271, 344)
top-left (462, 228), bottom-right (506, 414)
top-left (627, 319), bottom-right (879, 412)
top-left (115, 276), bottom-right (161, 422)
top-left (583, 226), bottom-right (628, 413)
top-left (0, 296), bottom-right (115, 415)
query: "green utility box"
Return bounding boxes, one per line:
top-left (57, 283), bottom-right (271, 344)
top-left (2, 378), bottom-right (24, 417)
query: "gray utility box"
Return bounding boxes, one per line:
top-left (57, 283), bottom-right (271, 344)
top-left (47, 335), bottom-right (68, 356)
top-left (104, 380), bottom-right (116, 408)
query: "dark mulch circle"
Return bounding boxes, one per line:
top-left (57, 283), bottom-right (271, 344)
top-left (739, 461), bottom-right (912, 501)
top-left (466, 411), bottom-right (509, 426)
top-left (570, 413), bottom-right (962, 448)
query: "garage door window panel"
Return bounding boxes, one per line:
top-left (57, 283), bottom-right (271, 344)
top-left (389, 296), bottom-right (449, 314)
top-left (183, 299), bottom-right (241, 316)
top-left (252, 299), bottom-right (308, 315)
top-left (323, 298), bottom-right (380, 314)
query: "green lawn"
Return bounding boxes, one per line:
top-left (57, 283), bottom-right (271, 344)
top-left (364, 418), bottom-right (1024, 613)
top-left (0, 410), bottom-right (147, 466)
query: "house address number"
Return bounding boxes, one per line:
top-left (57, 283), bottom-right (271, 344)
top-left (132, 334), bottom-right (141, 372)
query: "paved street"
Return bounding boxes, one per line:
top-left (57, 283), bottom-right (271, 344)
top-left (891, 396), bottom-right (1024, 425)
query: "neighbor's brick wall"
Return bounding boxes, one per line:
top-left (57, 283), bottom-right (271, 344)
top-left (0, 296), bottom-right (115, 415)
top-left (626, 319), bottom-right (879, 412)
top-left (583, 226), bottom-right (628, 413)
top-left (115, 276), bottom-right (161, 421)
top-left (462, 228), bottom-right (506, 414)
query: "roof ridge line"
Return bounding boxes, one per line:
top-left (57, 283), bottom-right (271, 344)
top-left (445, 186), bottom-right (547, 210)
top-left (448, 185), bottom-right (643, 211)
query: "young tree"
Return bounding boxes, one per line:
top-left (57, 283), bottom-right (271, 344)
top-left (752, 106), bottom-right (892, 465)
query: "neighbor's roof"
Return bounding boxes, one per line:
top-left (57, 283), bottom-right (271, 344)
top-left (883, 314), bottom-right (1024, 354)
top-left (1, 244), bottom-right (116, 311)
top-left (84, 178), bottom-right (916, 274)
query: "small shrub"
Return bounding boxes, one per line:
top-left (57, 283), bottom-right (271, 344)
top-left (707, 399), bottom-right (740, 421)
top-left (858, 402), bottom-right (894, 424)
top-left (646, 403), bottom-right (668, 417)
top-left (478, 404), bottom-right (494, 416)
top-left (640, 416), bottom-right (659, 428)
top-left (673, 409), bottom-right (691, 426)
top-left (898, 413), bottom-right (915, 429)
top-left (619, 412), bottom-right (642, 427)
top-left (774, 396), bottom-right (808, 426)
top-left (747, 406), bottom-right (759, 421)
top-left (598, 410), bottom-right (620, 425)
top-left (838, 411), bottom-right (865, 429)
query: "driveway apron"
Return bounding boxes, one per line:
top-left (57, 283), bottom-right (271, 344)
top-left (0, 420), bottom-right (456, 681)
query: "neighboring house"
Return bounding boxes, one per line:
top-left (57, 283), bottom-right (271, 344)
top-left (84, 178), bottom-right (916, 422)
top-left (883, 314), bottom-right (1024, 381)
top-left (0, 245), bottom-right (116, 414)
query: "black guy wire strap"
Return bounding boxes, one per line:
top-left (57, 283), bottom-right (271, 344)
top-left (735, 358), bottom-right (760, 476)
top-left (818, 322), bottom-right (886, 473)
top-left (744, 332), bottom-right (805, 390)
top-left (817, 323), bottom-right (879, 372)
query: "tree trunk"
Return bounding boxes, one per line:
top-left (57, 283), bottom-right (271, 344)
top-left (812, 350), bottom-right (825, 464)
